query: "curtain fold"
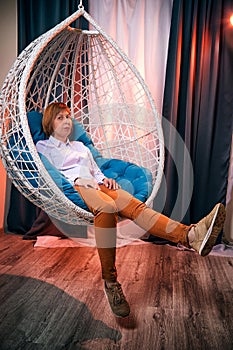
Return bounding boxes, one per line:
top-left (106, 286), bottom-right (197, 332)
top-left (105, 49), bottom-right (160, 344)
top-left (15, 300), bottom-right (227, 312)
top-left (18, 0), bottom-right (89, 51)
top-left (224, 133), bottom-right (233, 242)
top-left (162, 0), bottom-right (233, 231)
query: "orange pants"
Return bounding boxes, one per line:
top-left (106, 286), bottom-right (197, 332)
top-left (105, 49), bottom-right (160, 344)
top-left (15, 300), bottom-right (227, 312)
top-left (75, 185), bottom-right (190, 281)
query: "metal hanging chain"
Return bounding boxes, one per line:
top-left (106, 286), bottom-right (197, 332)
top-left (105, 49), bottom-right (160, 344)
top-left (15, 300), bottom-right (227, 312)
top-left (78, 0), bottom-right (84, 10)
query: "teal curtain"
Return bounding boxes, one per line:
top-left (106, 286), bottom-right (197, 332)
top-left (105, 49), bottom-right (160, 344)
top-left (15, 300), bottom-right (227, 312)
top-left (162, 0), bottom-right (233, 239)
top-left (18, 0), bottom-right (89, 52)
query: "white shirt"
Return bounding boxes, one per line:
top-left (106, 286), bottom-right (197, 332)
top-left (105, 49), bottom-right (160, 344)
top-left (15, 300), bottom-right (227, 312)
top-left (36, 136), bottom-right (105, 185)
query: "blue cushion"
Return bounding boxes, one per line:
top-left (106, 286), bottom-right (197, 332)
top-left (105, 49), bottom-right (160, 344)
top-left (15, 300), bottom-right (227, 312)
top-left (98, 158), bottom-right (152, 202)
top-left (27, 111), bottom-right (46, 144)
top-left (9, 147), bottom-right (38, 188)
top-left (27, 111), bottom-right (152, 205)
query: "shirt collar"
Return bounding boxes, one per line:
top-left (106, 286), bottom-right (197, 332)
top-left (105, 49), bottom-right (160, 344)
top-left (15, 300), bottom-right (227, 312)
top-left (49, 135), bottom-right (70, 147)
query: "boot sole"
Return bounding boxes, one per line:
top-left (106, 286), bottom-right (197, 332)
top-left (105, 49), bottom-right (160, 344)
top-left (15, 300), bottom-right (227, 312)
top-left (199, 203), bottom-right (226, 256)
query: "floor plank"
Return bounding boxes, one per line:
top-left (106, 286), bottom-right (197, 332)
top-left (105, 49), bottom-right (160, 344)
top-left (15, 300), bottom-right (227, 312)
top-left (0, 231), bottom-right (232, 350)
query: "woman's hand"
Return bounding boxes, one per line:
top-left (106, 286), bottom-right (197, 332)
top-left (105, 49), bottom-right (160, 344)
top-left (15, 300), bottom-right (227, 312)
top-left (74, 177), bottom-right (119, 190)
top-left (74, 178), bottom-right (100, 190)
top-left (103, 178), bottom-right (120, 190)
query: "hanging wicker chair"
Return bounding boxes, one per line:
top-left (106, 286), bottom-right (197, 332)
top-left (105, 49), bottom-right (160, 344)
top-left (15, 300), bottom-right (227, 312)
top-left (0, 5), bottom-right (164, 226)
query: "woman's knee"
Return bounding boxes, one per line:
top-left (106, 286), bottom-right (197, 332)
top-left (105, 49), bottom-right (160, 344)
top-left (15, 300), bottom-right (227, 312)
top-left (92, 198), bottom-right (118, 214)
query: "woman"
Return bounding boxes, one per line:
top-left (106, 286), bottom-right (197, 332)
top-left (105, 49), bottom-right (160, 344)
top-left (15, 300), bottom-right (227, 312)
top-left (36, 102), bottom-right (226, 318)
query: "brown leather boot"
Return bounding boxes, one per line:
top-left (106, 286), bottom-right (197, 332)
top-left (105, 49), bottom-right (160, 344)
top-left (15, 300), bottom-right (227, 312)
top-left (189, 203), bottom-right (226, 256)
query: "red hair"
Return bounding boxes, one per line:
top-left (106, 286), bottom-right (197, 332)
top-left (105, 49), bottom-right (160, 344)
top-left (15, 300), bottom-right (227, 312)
top-left (42, 102), bottom-right (70, 136)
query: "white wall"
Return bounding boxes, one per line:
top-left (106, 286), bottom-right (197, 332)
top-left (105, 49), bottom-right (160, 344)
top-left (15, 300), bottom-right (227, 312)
top-left (0, 0), bottom-right (17, 88)
top-left (0, 0), bottom-right (17, 229)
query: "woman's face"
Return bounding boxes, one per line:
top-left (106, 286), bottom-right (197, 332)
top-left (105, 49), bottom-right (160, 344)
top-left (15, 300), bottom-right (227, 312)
top-left (52, 109), bottom-right (73, 142)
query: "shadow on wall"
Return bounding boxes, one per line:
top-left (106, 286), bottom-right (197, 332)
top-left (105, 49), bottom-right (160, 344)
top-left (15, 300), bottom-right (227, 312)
top-left (0, 274), bottom-right (122, 349)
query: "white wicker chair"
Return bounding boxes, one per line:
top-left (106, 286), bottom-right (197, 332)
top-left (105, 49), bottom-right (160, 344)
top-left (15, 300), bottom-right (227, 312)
top-left (0, 6), bottom-right (164, 226)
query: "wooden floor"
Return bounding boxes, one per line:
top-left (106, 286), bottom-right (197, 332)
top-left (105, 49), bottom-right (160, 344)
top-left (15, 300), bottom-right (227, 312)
top-left (0, 230), bottom-right (233, 350)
